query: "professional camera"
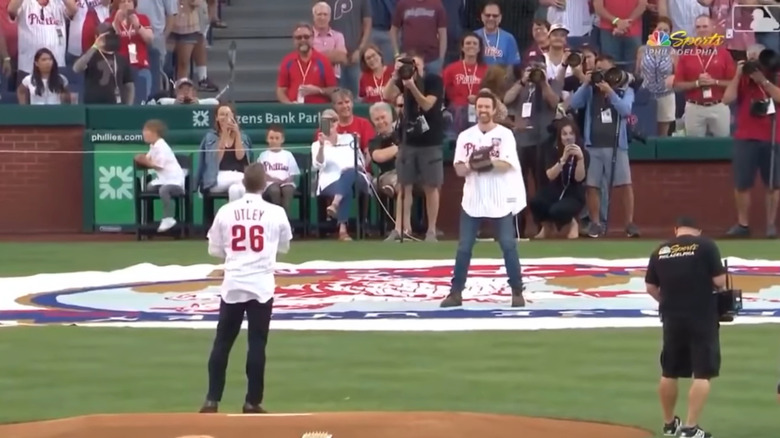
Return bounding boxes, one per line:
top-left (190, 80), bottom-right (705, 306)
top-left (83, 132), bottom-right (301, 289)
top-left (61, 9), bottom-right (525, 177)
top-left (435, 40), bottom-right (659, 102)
top-left (565, 51), bottom-right (582, 68)
top-left (590, 69), bottom-right (604, 84)
top-left (96, 22), bottom-right (120, 53)
top-left (528, 66), bottom-right (546, 84)
top-left (716, 263), bottom-right (743, 322)
top-left (743, 48), bottom-right (780, 76)
top-left (750, 99), bottom-right (773, 117)
top-left (397, 57), bottom-right (417, 81)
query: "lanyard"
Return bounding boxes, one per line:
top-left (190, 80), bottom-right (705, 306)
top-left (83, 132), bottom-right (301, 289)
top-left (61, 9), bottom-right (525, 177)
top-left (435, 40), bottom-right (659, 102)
top-left (462, 61), bottom-right (477, 95)
top-left (697, 51), bottom-right (715, 73)
top-left (373, 66), bottom-right (386, 90)
top-left (483, 28), bottom-right (500, 58)
top-left (297, 58), bottom-right (312, 83)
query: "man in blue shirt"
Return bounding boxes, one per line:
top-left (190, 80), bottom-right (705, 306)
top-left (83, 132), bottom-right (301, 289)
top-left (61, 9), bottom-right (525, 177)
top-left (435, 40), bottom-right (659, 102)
top-left (473, 1), bottom-right (521, 69)
top-left (569, 55), bottom-right (640, 239)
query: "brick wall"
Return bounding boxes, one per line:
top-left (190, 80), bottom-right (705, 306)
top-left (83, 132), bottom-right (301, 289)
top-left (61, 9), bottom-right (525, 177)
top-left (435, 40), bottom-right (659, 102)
top-left (438, 161), bottom-right (770, 238)
top-left (0, 127), bottom-right (84, 233)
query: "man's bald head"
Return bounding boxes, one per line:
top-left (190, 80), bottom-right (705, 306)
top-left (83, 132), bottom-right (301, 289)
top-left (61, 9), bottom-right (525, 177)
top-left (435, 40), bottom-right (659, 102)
top-left (243, 163), bottom-right (267, 194)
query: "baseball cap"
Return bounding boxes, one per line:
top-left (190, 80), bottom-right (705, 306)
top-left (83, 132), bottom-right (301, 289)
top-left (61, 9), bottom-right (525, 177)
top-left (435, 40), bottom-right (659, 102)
top-left (175, 78), bottom-right (194, 88)
top-left (549, 24), bottom-right (570, 36)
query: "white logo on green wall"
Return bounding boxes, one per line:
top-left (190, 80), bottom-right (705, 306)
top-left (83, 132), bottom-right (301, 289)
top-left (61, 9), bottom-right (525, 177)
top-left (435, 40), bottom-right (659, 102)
top-left (98, 166), bottom-right (133, 200)
top-left (192, 110), bottom-right (210, 127)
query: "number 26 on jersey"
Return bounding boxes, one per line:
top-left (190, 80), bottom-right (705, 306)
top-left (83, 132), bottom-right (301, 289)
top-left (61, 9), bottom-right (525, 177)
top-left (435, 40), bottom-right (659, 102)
top-left (231, 224), bottom-right (265, 252)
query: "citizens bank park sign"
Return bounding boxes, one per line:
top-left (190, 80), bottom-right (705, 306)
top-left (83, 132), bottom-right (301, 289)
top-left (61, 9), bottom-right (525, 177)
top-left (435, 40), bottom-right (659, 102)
top-left (1, 258), bottom-right (780, 331)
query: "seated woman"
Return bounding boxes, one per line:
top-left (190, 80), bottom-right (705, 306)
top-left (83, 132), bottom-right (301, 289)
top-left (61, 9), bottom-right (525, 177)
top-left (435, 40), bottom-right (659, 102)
top-left (528, 118), bottom-right (588, 239)
top-left (196, 103), bottom-right (253, 201)
top-left (312, 109), bottom-right (371, 241)
top-left (17, 48), bottom-right (71, 105)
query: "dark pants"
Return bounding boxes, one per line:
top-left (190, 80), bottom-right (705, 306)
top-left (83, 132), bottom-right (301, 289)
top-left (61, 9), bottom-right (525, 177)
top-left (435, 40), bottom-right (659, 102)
top-left (529, 185), bottom-right (584, 230)
top-left (451, 209), bottom-right (523, 292)
top-left (207, 297), bottom-right (273, 405)
top-left (660, 316), bottom-right (721, 380)
top-left (264, 183), bottom-right (295, 213)
top-left (517, 145), bottom-right (543, 237)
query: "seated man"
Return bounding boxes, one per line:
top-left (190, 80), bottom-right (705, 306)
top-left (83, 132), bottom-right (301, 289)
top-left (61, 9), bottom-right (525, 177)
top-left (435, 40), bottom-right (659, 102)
top-left (257, 124), bottom-right (301, 215)
top-left (312, 109), bottom-right (372, 241)
top-left (153, 78), bottom-right (219, 105)
top-left (368, 101), bottom-right (409, 241)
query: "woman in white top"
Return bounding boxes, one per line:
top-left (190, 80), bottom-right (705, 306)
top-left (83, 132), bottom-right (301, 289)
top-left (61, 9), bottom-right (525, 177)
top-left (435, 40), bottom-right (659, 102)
top-left (312, 109), bottom-right (371, 241)
top-left (17, 48), bottom-right (71, 105)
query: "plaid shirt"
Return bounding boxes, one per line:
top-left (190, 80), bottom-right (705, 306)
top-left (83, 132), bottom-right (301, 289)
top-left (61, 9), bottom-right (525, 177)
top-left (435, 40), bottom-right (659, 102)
top-left (172, 0), bottom-right (201, 35)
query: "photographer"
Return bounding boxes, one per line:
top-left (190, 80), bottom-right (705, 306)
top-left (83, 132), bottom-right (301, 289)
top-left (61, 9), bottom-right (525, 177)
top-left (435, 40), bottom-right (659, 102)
top-left (382, 52), bottom-right (445, 242)
top-left (368, 102), bottom-right (409, 241)
top-left (155, 78), bottom-right (219, 105)
top-left (722, 50), bottom-right (780, 238)
top-left (569, 55), bottom-right (641, 238)
top-left (503, 59), bottom-right (561, 236)
top-left (645, 216), bottom-right (727, 438)
top-left (73, 22), bottom-right (134, 104)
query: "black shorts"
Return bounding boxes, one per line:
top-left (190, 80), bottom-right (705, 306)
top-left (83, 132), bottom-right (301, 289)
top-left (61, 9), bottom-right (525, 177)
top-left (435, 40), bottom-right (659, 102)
top-left (660, 317), bottom-right (721, 379)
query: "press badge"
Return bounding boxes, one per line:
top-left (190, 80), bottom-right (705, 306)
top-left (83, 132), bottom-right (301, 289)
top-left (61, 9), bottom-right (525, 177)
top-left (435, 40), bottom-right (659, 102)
top-left (128, 43), bottom-right (138, 64)
top-left (468, 104), bottom-right (476, 123)
top-left (115, 86), bottom-right (122, 104)
top-left (600, 109), bottom-right (613, 124)
top-left (296, 88), bottom-right (305, 103)
top-left (702, 87), bottom-right (713, 99)
top-left (521, 102), bottom-right (532, 118)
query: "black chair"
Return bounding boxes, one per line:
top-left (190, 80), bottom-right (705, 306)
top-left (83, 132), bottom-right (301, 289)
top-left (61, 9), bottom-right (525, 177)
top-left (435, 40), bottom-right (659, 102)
top-left (133, 153), bottom-right (194, 240)
top-left (289, 152), bottom-right (312, 237)
top-left (202, 190), bottom-right (228, 235)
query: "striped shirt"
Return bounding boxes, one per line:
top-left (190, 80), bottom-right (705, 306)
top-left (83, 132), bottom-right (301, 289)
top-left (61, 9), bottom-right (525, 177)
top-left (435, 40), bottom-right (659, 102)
top-left (453, 124), bottom-right (526, 218)
top-left (16, 0), bottom-right (69, 74)
top-left (546, 1), bottom-right (592, 37)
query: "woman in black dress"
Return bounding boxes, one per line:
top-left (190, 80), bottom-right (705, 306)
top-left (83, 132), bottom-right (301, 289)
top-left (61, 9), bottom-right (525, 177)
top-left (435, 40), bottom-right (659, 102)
top-left (529, 118), bottom-right (589, 239)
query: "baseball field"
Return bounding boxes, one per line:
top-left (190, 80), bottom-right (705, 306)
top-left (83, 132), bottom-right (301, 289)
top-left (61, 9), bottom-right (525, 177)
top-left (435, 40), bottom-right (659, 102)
top-left (0, 239), bottom-right (778, 438)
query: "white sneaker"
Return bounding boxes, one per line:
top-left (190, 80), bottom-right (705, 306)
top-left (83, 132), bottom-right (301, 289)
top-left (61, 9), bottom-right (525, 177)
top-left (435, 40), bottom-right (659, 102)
top-left (158, 217), bottom-right (177, 232)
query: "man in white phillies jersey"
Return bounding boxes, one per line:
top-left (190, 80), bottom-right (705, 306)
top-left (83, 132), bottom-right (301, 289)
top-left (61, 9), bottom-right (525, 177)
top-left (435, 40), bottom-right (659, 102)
top-left (200, 163), bottom-right (293, 415)
top-left (440, 90), bottom-right (527, 309)
top-left (9, 0), bottom-right (77, 80)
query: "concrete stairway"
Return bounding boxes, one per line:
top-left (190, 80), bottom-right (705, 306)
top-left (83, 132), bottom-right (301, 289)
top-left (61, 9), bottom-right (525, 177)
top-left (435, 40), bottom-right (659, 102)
top-left (207, 0), bottom-right (314, 102)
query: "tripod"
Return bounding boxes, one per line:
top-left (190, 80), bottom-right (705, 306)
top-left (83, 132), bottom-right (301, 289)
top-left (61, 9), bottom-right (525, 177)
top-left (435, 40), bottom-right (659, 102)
top-left (602, 114), bottom-right (621, 237)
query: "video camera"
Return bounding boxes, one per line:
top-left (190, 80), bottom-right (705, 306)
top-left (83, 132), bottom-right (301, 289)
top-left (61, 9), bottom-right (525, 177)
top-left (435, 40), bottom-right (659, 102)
top-left (716, 260), bottom-right (743, 322)
top-left (742, 48), bottom-right (780, 76)
top-left (397, 57), bottom-right (417, 81)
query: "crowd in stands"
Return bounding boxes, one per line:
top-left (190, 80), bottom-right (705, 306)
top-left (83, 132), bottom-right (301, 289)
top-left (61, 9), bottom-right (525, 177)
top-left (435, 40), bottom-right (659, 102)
top-left (3, 0), bottom-right (779, 240)
top-left (0, 0), bottom-right (221, 105)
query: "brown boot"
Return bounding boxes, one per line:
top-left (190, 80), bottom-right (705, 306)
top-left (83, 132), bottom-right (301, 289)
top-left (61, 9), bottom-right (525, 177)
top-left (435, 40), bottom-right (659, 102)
top-left (440, 291), bottom-right (463, 308)
top-left (511, 285), bottom-right (526, 307)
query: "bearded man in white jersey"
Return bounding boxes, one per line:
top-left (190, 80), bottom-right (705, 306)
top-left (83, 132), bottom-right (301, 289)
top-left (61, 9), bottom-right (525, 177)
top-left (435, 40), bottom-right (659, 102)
top-left (440, 90), bottom-right (527, 308)
top-left (199, 163), bottom-right (293, 414)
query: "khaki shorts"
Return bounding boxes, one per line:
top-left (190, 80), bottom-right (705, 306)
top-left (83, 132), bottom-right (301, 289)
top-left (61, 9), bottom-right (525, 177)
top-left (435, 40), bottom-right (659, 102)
top-left (656, 93), bottom-right (676, 123)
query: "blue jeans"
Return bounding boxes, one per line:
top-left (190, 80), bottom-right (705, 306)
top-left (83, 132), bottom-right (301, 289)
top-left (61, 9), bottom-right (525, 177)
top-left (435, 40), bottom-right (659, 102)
top-left (599, 31), bottom-right (641, 72)
top-left (371, 29), bottom-right (395, 63)
top-left (567, 34), bottom-right (591, 50)
top-left (338, 63), bottom-right (360, 96)
top-left (132, 67), bottom-right (152, 104)
top-left (757, 32), bottom-right (780, 53)
top-left (451, 209), bottom-right (523, 293)
top-left (147, 46), bottom-right (164, 96)
top-left (320, 169), bottom-right (370, 224)
top-left (425, 58), bottom-right (443, 76)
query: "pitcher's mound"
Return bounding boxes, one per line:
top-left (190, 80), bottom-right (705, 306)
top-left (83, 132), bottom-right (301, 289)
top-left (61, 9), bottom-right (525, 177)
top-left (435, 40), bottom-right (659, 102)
top-left (0, 411), bottom-right (653, 438)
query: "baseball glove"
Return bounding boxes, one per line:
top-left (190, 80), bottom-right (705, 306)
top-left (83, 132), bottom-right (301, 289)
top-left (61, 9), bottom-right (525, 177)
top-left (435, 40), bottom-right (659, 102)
top-left (469, 148), bottom-right (494, 172)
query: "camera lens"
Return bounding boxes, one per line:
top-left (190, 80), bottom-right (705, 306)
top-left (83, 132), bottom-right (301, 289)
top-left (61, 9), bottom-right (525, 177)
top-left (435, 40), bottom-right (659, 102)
top-left (566, 53), bottom-right (582, 68)
top-left (591, 70), bottom-right (603, 83)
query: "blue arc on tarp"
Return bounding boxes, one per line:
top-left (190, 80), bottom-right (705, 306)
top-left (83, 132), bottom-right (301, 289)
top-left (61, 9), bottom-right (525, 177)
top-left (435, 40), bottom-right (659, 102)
top-left (1, 308), bottom-right (779, 323)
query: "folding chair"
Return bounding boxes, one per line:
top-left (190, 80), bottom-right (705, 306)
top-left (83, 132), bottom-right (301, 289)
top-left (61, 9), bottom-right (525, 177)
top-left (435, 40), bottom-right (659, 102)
top-left (133, 154), bottom-right (194, 240)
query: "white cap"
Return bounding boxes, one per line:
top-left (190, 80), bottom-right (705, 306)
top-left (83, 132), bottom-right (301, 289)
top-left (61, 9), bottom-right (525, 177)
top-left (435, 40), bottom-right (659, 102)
top-left (549, 23), bottom-right (570, 36)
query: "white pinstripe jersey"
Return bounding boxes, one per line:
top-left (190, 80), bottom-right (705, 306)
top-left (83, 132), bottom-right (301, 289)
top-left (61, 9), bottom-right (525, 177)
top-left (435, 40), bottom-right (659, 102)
top-left (207, 194), bottom-right (293, 304)
top-left (16, 0), bottom-right (69, 74)
top-left (453, 124), bottom-right (526, 219)
top-left (546, 1), bottom-right (592, 37)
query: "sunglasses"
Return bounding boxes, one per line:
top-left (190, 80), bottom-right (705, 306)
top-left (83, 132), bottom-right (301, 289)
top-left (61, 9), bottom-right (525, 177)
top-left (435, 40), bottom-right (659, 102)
top-left (294, 35), bottom-right (312, 40)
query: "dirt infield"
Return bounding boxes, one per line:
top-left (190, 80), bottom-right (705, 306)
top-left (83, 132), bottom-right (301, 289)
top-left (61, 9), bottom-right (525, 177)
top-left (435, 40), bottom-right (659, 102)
top-left (0, 411), bottom-right (652, 438)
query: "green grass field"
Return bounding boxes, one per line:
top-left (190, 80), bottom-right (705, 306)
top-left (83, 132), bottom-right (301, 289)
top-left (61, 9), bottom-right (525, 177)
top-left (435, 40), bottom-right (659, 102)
top-left (0, 240), bottom-right (778, 437)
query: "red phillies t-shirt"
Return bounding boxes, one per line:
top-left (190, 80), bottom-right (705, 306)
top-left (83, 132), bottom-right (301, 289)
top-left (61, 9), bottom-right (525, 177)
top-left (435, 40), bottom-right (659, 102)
top-left (734, 76), bottom-right (780, 143)
top-left (674, 48), bottom-right (735, 102)
top-left (442, 61), bottom-right (487, 106)
top-left (358, 65), bottom-right (394, 103)
top-left (597, 0), bottom-right (642, 37)
top-left (392, 0), bottom-right (447, 62)
top-left (315, 116), bottom-right (376, 152)
top-left (277, 50), bottom-right (337, 104)
top-left (105, 12), bottom-right (151, 68)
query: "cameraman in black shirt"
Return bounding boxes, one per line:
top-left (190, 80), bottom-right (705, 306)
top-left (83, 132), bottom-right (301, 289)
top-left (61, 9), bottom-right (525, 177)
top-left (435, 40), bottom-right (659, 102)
top-left (644, 216), bottom-right (727, 438)
top-left (383, 52), bottom-right (445, 242)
